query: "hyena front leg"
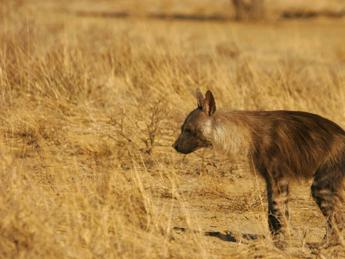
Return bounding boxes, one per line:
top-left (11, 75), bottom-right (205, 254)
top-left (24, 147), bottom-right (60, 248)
top-left (266, 176), bottom-right (290, 239)
top-left (311, 167), bottom-right (345, 246)
top-left (252, 156), bottom-right (290, 241)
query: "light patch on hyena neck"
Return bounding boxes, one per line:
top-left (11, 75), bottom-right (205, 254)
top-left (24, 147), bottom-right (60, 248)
top-left (201, 119), bottom-right (213, 138)
top-left (210, 116), bottom-right (252, 156)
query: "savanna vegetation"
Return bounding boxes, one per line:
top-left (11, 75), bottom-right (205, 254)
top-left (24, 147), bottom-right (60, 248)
top-left (1, 0), bottom-right (345, 258)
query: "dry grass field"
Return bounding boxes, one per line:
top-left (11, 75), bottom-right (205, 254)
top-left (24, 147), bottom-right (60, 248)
top-left (1, 0), bottom-right (345, 258)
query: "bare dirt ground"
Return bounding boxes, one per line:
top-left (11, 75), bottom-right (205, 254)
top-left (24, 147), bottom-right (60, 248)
top-left (1, 0), bottom-right (345, 258)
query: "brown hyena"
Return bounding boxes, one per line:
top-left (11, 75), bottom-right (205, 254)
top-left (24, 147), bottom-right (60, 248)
top-left (173, 89), bottom-right (345, 247)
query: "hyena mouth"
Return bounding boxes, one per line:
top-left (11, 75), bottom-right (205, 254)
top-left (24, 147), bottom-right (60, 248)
top-left (173, 143), bottom-right (197, 154)
top-left (176, 148), bottom-right (194, 154)
top-left (203, 141), bottom-right (212, 149)
top-left (173, 139), bottom-right (211, 154)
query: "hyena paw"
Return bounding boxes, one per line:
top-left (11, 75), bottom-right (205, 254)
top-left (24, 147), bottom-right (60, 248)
top-left (271, 232), bottom-right (289, 249)
top-left (307, 235), bottom-right (344, 250)
top-left (321, 234), bottom-right (344, 248)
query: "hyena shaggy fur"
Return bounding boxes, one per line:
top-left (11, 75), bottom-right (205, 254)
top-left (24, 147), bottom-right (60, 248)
top-left (173, 89), bottom-right (345, 246)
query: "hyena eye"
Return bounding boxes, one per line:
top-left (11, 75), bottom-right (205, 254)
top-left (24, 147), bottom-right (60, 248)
top-left (185, 129), bottom-right (198, 137)
top-left (184, 128), bottom-right (193, 134)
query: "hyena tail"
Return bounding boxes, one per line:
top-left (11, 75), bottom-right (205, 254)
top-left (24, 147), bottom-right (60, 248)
top-left (311, 154), bottom-right (345, 246)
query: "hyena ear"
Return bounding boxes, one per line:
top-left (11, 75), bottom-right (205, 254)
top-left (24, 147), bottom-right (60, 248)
top-left (195, 88), bottom-right (204, 109)
top-left (204, 90), bottom-right (216, 116)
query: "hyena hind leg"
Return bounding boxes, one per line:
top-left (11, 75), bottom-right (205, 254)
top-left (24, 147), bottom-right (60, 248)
top-left (311, 165), bottom-right (345, 247)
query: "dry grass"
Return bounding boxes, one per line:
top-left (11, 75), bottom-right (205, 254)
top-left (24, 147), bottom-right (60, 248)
top-left (1, 0), bottom-right (345, 258)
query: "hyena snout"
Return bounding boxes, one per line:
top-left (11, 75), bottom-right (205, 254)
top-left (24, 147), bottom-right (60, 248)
top-left (173, 133), bottom-right (211, 154)
top-left (172, 140), bottom-right (179, 151)
top-left (172, 136), bottom-right (195, 154)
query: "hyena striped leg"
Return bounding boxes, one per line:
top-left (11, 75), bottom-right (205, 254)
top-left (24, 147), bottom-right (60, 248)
top-left (266, 177), bottom-right (290, 237)
top-left (311, 167), bottom-right (345, 246)
top-left (252, 155), bottom-right (290, 238)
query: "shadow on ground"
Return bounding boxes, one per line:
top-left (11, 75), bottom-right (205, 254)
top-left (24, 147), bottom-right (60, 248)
top-left (173, 227), bottom-right (264, 243)
top-left (281, 10), bottom-right (345, 19)
top-left (66, 10), bottom-right (232, 22)
top-left (72, 10), bottom-right (130, 18)
top-left (66, 9), bottom-right (345, 22)
top-left (149, 13), bottom-right (230, 22)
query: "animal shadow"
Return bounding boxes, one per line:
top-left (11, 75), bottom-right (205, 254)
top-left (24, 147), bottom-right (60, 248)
top-left (148, 13), bottom-right (230, 22)
top-left (65, 10), bottom-right (231, 23)
top-left (173, 227), bottom-right (264, 243)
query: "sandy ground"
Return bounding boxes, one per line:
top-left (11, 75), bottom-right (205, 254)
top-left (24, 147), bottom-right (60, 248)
top-left (1, 1), bottom-right (345, 258)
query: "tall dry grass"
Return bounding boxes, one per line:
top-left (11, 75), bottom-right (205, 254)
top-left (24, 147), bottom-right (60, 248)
top-left (1, 1), bottom-right (345, 258)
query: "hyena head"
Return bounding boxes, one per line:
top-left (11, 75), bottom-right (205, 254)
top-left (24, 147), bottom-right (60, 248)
top-left (173, 89), bottom-right (216, 154)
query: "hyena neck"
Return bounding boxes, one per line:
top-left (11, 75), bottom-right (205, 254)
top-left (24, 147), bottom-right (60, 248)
top-left (209, 112), bottom-right (253, 156)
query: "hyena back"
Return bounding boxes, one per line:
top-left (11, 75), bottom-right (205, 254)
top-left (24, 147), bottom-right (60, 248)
top-left (173, 89), bottom-right (345, 246)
